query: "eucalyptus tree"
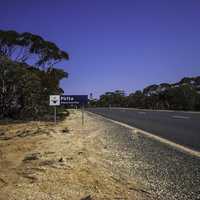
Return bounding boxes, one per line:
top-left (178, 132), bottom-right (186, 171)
top-left (0, 30), bottom-right (69, 119)
top-left (0, 30), bottom-right (69, 69)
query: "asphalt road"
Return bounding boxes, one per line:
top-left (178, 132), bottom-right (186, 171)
top-left (88, 112), bottom-right (200, 200)
top-left (86, 108), bottom-right (200, 152)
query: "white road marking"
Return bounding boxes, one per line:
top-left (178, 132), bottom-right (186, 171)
top-left (138, 112), bottom-right (146, 114)
top-left (112, 107), bottom-right (200, 114)
top-left (87, 111), bottom-right (200, 158)
top-left (172, 115), bottom-right (190, 119)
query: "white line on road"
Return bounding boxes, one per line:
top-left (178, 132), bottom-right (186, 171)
top-left (172, 115), bottom-right (190, 119)
top-left (138, 112), bottom-right (146, 114)
top-left (87, 112), bottom-right (200, 158)
top-left (110, 107), bottom-right (200, 114)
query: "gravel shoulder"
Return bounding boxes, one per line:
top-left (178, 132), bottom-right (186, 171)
top-left (0, 110), bottom-right (149, 200)
top-left (0, 110), bottom-right (199, 200)
top-left (87, 112), bottom-right (200, 200)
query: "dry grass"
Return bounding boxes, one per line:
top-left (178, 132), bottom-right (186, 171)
top-left (0, 110), bottom-right (147, 200)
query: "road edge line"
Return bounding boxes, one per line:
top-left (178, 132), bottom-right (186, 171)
top-left (87, 111), bottom-right (200, 158)
top-left (108, 107), bottom-right (200, 114)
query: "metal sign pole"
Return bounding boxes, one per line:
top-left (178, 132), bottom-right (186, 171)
top-left (49, 95), bottom-right (60, 125)
top-left (82, 105), bottom-right (84, 126)
top-left (54, 106), bottom-right (57, 124)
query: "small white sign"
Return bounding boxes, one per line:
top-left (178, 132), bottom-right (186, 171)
top-left (49, 95), bottom-right (60, 106)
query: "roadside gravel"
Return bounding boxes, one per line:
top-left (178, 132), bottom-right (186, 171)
top-left (87, 112), bottom-right (200, 200)
top-left (0, 110), bottom-right (199, 200)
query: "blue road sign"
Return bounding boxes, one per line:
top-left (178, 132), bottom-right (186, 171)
top-left (60, 95), bottom-right (88, 105)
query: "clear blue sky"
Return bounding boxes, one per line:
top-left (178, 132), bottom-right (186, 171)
top-left (1, 0), bottom-right (200, 97)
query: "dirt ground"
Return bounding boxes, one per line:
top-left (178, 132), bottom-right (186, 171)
top-left (0, 110), bottom-right (149, 200)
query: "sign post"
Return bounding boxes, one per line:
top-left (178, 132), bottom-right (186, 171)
top-left (49, 95), bottom-right (60, 124)
top-left (60, 95), bottom-right (88, 126)
top-left (81, 105), bottom-right (84, 126)
top-left (49, 95), bottom-right (88, 126)
top-left (54, 106), bottom-right (57, 124)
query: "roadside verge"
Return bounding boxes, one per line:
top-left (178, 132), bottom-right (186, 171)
top-left (87, 111), bottom-right (200, 158)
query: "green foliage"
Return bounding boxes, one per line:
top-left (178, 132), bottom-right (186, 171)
top-left (93, 77), bottom-right (200, 111)
top-left (98, 90), bottom-right (126, 107)
top-left (165, 85), bottom-right (199, 110)
top-left (127, 90), bottom-right (145, 108)
top-left (0, 30), bottom-right (69, 119)
top-left (0, 30), bottom-right (69, 69)
top-left (0, 56), bottom-right (68, 119)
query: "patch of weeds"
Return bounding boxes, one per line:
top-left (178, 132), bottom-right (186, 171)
top-left (23, 153), bottom-right (41, 162)
top-left (80, 195), bottom-right (93, 200)
top-left (19, 172), bottom-right (37, 183)
top-left (39, 160), bottom-right (55, 166)
top-left (0, 136), bottom-right (12, 140)
top-left (0, 131), bottom-right (5, 136)
top-left (62, 127), bottom-right (69, 133)
top-left (44, 151), bottom-right (55, 155)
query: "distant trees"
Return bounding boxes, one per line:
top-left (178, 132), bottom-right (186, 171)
top-left (127, 90), bottom-right (145, 108)
top-left (0, 30), bottom-right (69, 119)
top-left (91, 77), bottom-right (200, 111)
top-left (98, 90), bottom-right (126, 107)
top-left (164, 85), bottom-right (199, 110)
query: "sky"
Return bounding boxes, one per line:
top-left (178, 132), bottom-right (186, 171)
top-left (1, 0), bottom-right (200, 98)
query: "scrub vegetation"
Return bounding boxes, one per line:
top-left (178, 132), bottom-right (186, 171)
top-left (90, 76), bottom-right (200, 111)
top-left (0, 110), bottom-right (150, 200)
top-left (0, 30), bottom-right (69, 119)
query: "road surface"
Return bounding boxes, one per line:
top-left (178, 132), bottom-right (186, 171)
top-left (87, 108), bottom-right (200, 152)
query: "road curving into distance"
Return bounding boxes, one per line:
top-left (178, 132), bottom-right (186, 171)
top-left (86, 107), bottom-right (200, 152)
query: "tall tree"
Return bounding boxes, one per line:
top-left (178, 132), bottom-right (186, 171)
top-left (0, 30), bottom-right (69, 119)
top-left (0, 30), bottom-right (69, 69)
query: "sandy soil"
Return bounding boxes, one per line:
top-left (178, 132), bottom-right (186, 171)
top-left (0, 110), bottom-right (148, 200)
